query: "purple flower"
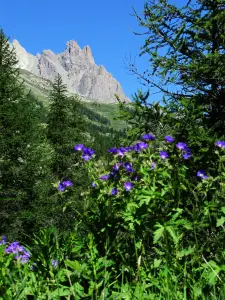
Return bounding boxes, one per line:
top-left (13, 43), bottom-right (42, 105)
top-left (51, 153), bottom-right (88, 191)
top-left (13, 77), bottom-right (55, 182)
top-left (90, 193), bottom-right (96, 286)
top-left (83, 147), bottom-right (95, 156)
top-left (51, 259), bottom-right (58, 267)
top-left (58, 183), bottom-right (66, 192)
top-left (176, 142), bottom-right (188, 151)
top-left (62, 180), bottom-right (73, 187)
top-left (74, 144), bottom-right (84, 151)
top-left (100, 174), bottom-right (110, 181)
top-left (111, 187), bottom-right (118, 196)
top-left (151, 162), bottom-right (156, 170)
top-left (216, 140), bottom-right (225, 149)
top-left (112, 162), bottom-right (122, 171)
top-left (58, 180), bottom-right (73, 192)
top-left (160, 151), bottom-right (169, 159)
top-left (75, 144), bottom-right (95, 160)
top-left (182, 147), bottom-right (192, 159)
top-left (134, 142), bottom-right (148, 152)
top-left (128, 145), bottom-right (135, 151)
top-left (91, 182), bottom-right (96, 187)
top-left (108, 147), bottom-right (118, 154)
top-left (124, 182), bottom-right (133, 191)
top-left (82, 153), bottom-right (92, 161)
top-left (124, 146), bottom-right (133, 152)
top-left (183, 152), bottom-right (192, 160)
top-left (5, 242), bottom-right (30, 263)
top-left (123, 162), bottom-right (135, 173)
top-left (0, 236), bottom-right (6, 245)
top-left (141, 133), bottom-right (155, 141)
top-left (81, 147), bottom-right (95, 161)
top-left (15, 251), bottom-right (31, 264)
top-left (5, 242), bottom-right (25, 254)
top-left (117, 147), bottom-right (128, 157)
top-left (164, 135), bottom-right (174, 143)
top-left (197, 170), bottom-right (209, 180)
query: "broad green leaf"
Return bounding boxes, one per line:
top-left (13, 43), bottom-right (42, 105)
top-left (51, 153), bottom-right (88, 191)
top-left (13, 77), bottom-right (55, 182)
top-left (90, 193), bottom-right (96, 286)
top-left (166, 226), bottom-right (179, 245)
top-left (153, 258), bottom-right (162, 268)
top-left (177, 246), bottom-right (195, 258)
top-left (65, 259), bottom-right (81, 271)
top-left (153, 224), bottom-right (165, 244)
top-left (216, 217), bottom-right (225, 227)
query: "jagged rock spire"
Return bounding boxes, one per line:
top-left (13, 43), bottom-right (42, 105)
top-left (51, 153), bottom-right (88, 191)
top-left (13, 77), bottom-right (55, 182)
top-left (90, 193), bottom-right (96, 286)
top-left (12, 39), bottom-right (129, 103)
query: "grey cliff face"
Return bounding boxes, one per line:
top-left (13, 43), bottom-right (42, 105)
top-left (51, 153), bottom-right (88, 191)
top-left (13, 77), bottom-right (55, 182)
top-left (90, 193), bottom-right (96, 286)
top-left (12, 39), bottom-right (129, 103)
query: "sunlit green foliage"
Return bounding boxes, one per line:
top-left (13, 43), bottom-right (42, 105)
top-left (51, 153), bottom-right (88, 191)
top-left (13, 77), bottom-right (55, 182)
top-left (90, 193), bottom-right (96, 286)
top-left (2, 0), bottom-right (225, 298)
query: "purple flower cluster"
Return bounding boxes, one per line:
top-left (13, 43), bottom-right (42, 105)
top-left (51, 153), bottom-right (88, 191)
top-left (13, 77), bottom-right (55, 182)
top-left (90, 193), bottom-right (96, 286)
top-left (108, 140), bottom-right (150, 157)
top-left (108, 146), bottom-right (133, 157)
top-left (141, 133), bottom-right (155, 141)
top-left (95, 132), bottom-right (220, 196)
top-left (5, 241), bottom-right (30, 263)
top-left (133, 142), bottom-right (148, 152)
top-left (100, 162), bottom-right (135, 182)
top-left (74, 144), bottom-right (95, 161)
top-left (183, 150), bottom-right (192, 160)
top-left (99, 160), bottom-right (137, 194)
top-left (164, 135), bottom-right (174, 143)
top-left (197, 170), bottom-right (208, 180)
top-left (176, 142), bottom-right (192, 160)
top-left (216, 140), bottom-right (225, 149)
top-left (108, 147), bottom-right (117, 154)
top-left (176, 142), bottom-right (188, 151)
top-left (58, 180), bottom-right (73, 192)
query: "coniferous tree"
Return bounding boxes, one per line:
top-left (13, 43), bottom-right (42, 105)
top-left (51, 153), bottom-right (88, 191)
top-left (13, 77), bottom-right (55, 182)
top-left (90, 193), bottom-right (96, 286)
top-left (47, 74), bottom-right (87, 178)
top-left (130, 0), bottom-right (225, 135)
top-left (0, 29), bottom-right (53, 239)
top-left (47, 74), bottom-right (89, 231)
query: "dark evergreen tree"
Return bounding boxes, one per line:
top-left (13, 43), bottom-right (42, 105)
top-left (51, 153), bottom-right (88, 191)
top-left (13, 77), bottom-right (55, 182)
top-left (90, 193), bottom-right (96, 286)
top-left (0, 28), bottom-right (53, 240)
top-left (47, 74), bottom-right (87, 178)
top-left (47, 74), bottom-right (89, 231)
top-left (130, 0), bottom-right (225, 135)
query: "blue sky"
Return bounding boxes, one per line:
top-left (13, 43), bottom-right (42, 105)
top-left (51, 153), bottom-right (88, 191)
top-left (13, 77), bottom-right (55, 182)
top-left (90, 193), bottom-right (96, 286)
top-left (0, 0), bottom-right (184, 102)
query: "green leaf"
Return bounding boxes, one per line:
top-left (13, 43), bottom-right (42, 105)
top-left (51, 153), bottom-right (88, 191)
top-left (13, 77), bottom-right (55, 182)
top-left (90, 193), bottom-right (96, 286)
top-left (166, 226), bottom-right (179, 245)
top-left (72, 282), bottom-right (85, 297)
top-left (153, 224), bottom-right (165, 244)
top-left (216, 217), bottom-right (225, 227)
top-left (50, 287), bottom-right (71, 297)
top-left (71, 244), bottom-right (83, 253)
top-left (177, 246), bottom-right (195, 258)
top-left (127, 202), bottom-right (139, 210)
top-left (65, 259), bottom-right (81, 271)
top-left (153, 258), bottom-right (162, 268)
top-left (139, 196), bottom-right (152, 205)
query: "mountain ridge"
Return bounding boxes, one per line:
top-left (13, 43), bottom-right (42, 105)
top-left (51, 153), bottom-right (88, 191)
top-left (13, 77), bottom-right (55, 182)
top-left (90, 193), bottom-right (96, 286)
top-left (12, 39), bottom-right (129, 103)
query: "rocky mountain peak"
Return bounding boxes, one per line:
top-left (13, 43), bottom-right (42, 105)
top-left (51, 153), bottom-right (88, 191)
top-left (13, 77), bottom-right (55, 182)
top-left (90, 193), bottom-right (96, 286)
top-left (65, 40), bottom-right (81, 55)
top-left (12, 39), bottom-right (129, 103)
